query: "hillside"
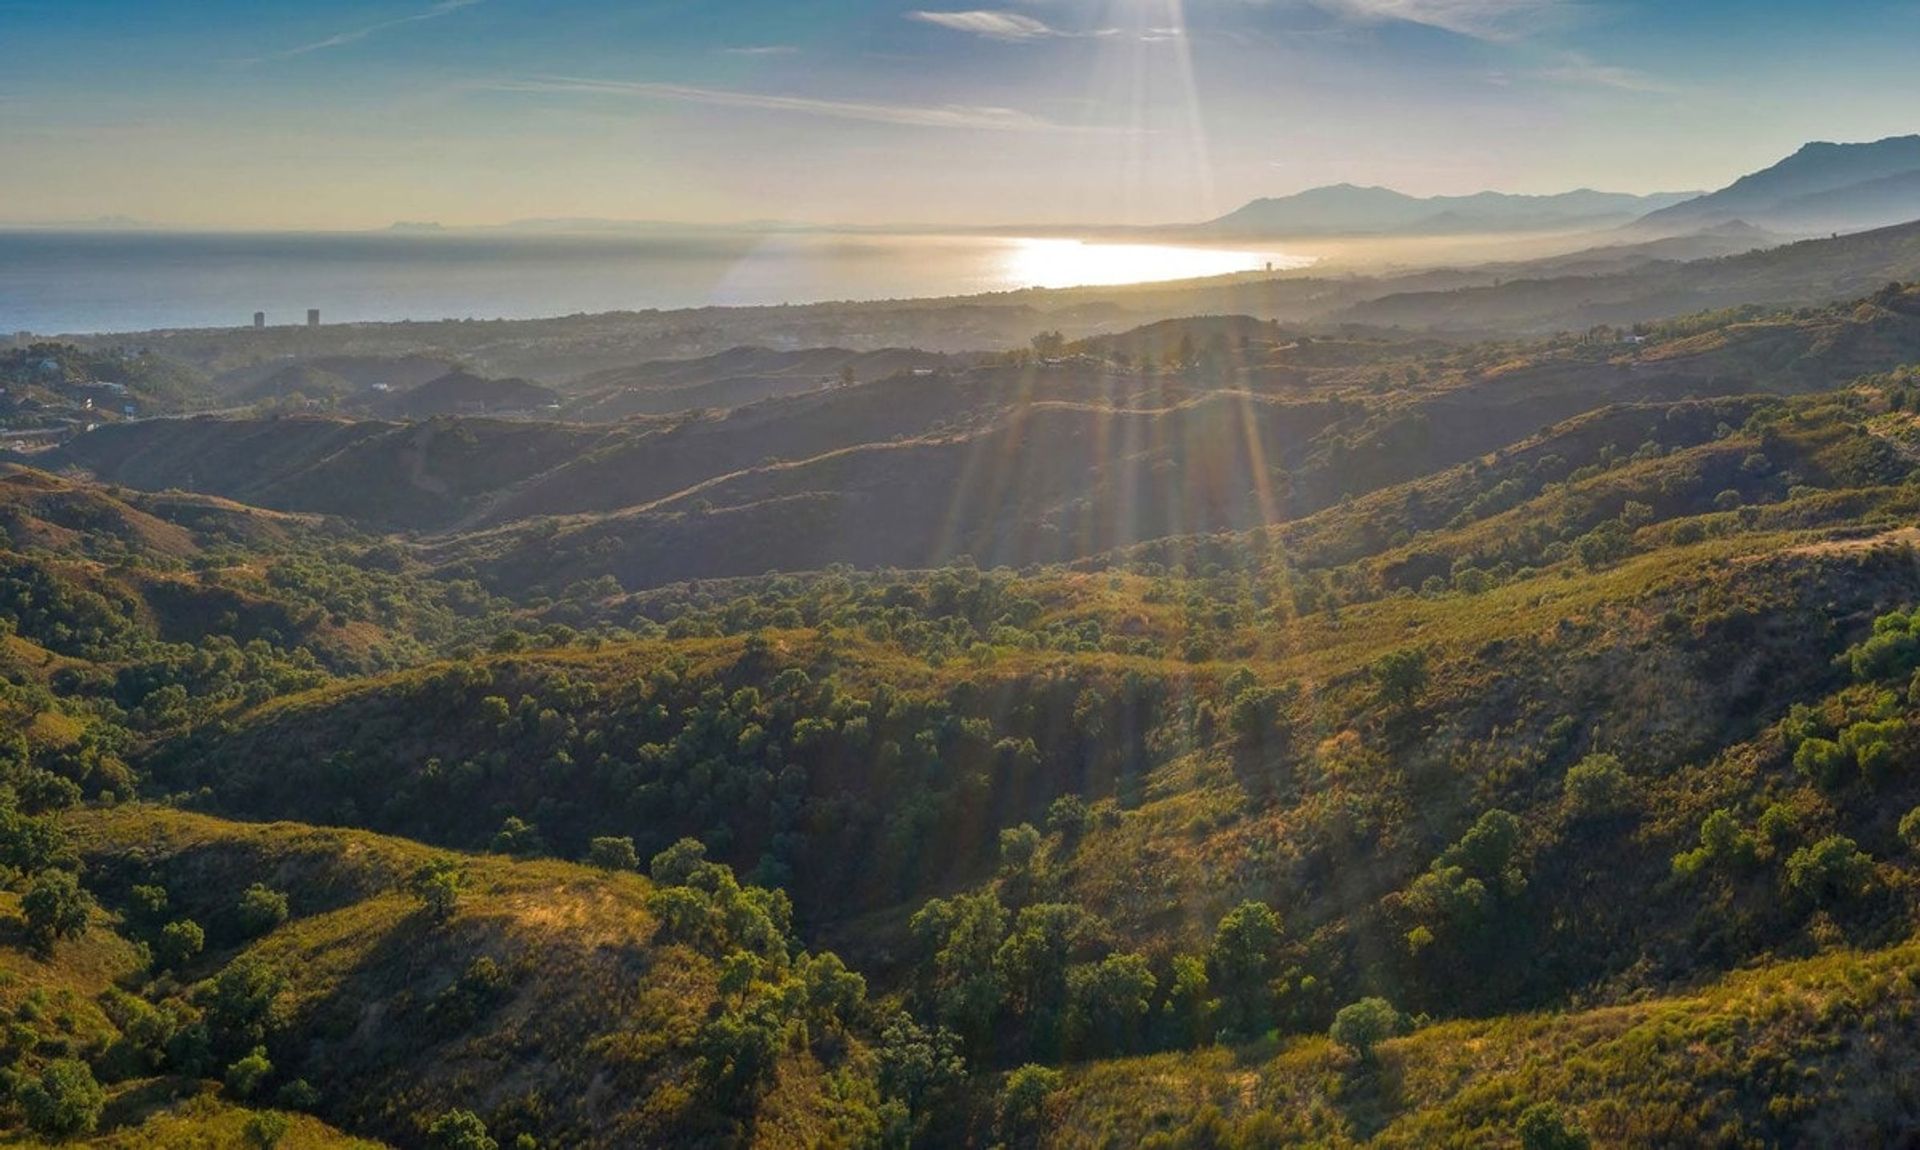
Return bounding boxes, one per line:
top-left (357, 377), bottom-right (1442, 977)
top-left (1196, 186), bottom-right (1695, 238)
top-left (1638, 135), bottom-right (1920, 235)
top-left (8, 277), bottom-right (1920, 1146)
top-left (1340, 220), bottom-right (1920, 332)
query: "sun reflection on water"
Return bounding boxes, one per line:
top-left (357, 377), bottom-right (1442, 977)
top-left (998, 238), bottom-right (1311, 291)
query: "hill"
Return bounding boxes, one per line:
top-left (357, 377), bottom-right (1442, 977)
top-left (1197, 186), bottom-right (1695, 238)
top-left (1339, 220), bottom-right (1920, 332)
top-left (1637, 135), bottom-right (1920, 235)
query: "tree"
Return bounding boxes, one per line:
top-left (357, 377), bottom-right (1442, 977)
top-left (489, 816), bottom-right (544, 857)
top-left (1207, 901), bottom-right (1283, 1037)
top-left (1372, 648), bottom-right (1429, 714)
top-left (1900, 807), bottom-right (1920, 853)
top-left (1518, 1102), bottom-right (1591, 1150)
top-left (225, 1045), bottom-right (273, 1099)
top-left (156, 918), bottom-right (206, 970)
top-left (20, 1057), bottom-right (106, 1138)
top-left (875, 1011), bottom-right (966, 1115)
top-left (410, 857), bottom-right (466, 921)
top-left (1329, 997), bottom-right (1403, 1060)
top-left (429, 1109), bottom-right (499, 1150)
top-left (1562, 753), bottom-right (1633, 820)
top-left (997, 1064), bottom-right (1063, 1147)
top-left (1785, 835), bottom-right (1874, 904)
top-left (586, 836), bottom-right (639, 871)
top-left (237, 884), bottom-right (290, 936)
top-left (1064, 952), bottom-right (1156, 1056)
top-left (23, 867), bottom-right (92, 948)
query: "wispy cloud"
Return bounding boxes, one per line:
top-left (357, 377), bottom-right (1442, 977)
top-left (909, 10), bottom-right (1060, 41)
top-left (1306, 0), bottom-right (1558, 42)
top-left (1536, 51), bottom-right (1674, 93)
top-left (250, 0), bottom-right (482, 62)
top-left (488, 76), bottom-right (1066, 132)
top-left (722, 45), bottom-right (799, 56)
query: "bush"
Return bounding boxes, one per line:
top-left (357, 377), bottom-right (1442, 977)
top-left (22, 867), bottom-right (92, 947)
top-left (20, 1057), bottom-right (106, 1138)
top-left (1330, 997), bottom-right (1403, 1059)
top-left (586, 836), bottom-right (639, 871)
top-left (237, 884), bottom-right (290, 936)
top-left (1900, 807), bottom-right (1920, 853)
top-left (998, 1064), bottom-right (1063, 1144)
top-left (246, 1111), bottom-right (293, 1149)
top-left (1792, 737), bottom-right (1850, 788)
top-left (1562, 753), bottom-right (1633, 820)
top-left (1207, 901), bottom-right (1283, 1036)
top-left (429, 1109), bottom-right (498, 1150)
top-left (1784, 835), bottom-right (1874, 904)
top-left (225, 1044), bottom-right (273, 1098)
top-left (410, 857), bottom-right (466, 920)
top-left (1518, 1102), bottom-right (1591, 1150)
top-left (156, 918), bottom-right (206, 969)
top-left (243, 1113), bottom-right (291, 1150)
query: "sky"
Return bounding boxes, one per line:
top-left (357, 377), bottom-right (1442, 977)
top-left (1, 0), bottom-right (1917, 229)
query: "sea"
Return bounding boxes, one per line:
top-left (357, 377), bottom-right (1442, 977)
top-left (0, 229), bottom-right (1308, 336)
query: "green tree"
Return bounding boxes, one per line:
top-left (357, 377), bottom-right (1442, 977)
top-left (1785, 835), bottom-right (1874, 904)
top-left (1064, 952), bottom-right (1155, 1056)
top-left (1518, 1102), bottom-right (1591, 1150)
top-left (237, 884), bottom-right (290, 936)
top-left (1207, 901), bottom-right (1283, 1037)
top-left (1372, 648), bottom-right (1429, 713)
top-left (410, 856), bottom-right (466, 921)
top-left (489, 816), bottom-right (544, 857)
top-left (1562, 753), bottom-right (1633, 820)
top-left (429, 1109), bottom-right (499, 1150)
top-left (22, 867), bottom-right (92, 948)
top-left (225, 1045), bottom-right (273, 1099)
top-left (997, 1064), bottom-right (1063, 1147)
top-left (20, 1057), bottom-right (106, 1138)
top-left (156, 918), bottom-right (206, 970)
top-left (1329, 997), bottom-right (1403, 1060)
top-left (586, 836), bottom-right (639, 871)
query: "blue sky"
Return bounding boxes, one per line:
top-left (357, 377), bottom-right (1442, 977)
top-left (1, 0), bottom-right (1916, 227)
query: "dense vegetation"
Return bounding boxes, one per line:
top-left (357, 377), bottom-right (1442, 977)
top-left (8, 283), bottom-right (1920, 1145)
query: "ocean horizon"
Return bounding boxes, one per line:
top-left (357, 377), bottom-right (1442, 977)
top-left (0, 228), bottom-right (1304, 336)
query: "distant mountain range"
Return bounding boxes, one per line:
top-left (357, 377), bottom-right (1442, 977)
top-left (1194, 186), bottom-right (1699, 237)
top-left (1634, 135), bottom-right (1920, 235)
top-left (1204, 135), bottom-right (1920, 240)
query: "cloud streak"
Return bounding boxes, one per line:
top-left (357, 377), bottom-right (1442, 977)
top-left (253, 0), bottom-right (482, 61)
top-left (488, 76), bottom-right (1067, 132)
top-left (909, 10), bottom-right (1060, 41)
top-left (1307, 0), bottom-right (1557, 41)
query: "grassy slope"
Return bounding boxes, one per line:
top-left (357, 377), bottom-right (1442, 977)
top-left (1039, 937), bottom-right (1920, 1148)
top-left (64, 806), bottom-right (877, 1150)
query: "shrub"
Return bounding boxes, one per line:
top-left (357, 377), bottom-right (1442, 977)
top-left (1562, 753), bottom-right (1633, 820)
top-left (1207, 901), bottom-right (1283, 1036)
top-left (1784, 836), bottom-right (1874, 904)
top-left (586, 836), bottom-right (639, 871)
top-left (225, 1044), bottom-right (273, 1098)
top-left (998, 1064), bottom-right (1063, 1144)
top-left (429, 1109), bottom-right (498, 1150)
top-left (237, 883), bottom-right (290, 936)
top-left (1518, 1102), bottom-right (1591, 1150)
top-left (1792, 737), bottom-right (1850, 788)
top-left (246, 1111), bottom-right (293, 1149)
top-left (156, 918), bottom-right (206, 969)
top-left (20, 1057), bottom-right (105, 1138)
top-left (410, 857), bottom-right (466, 920)
top-left (1900, 807), bottom-right (1920, 853)
top-left (1330, 997), bottom-right (1403, 1059)
top-left (22, 867), bottom-right (92, 947)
